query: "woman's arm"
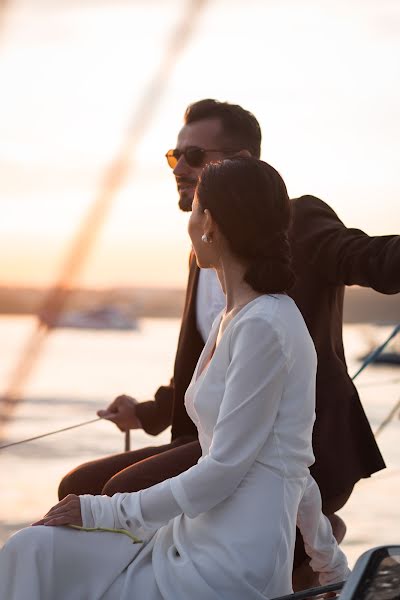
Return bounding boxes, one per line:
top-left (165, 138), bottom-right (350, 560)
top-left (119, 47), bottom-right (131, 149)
top-left (297, 474), bottom-right (350, 584)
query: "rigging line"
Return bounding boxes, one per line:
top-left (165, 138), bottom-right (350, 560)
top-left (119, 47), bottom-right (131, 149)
top-left (0, 418), bottom-right (102, 450)
top-left (0, 0), bottom-right (208, 440)
top-left (351, 324), bottom-right (400, 441)
top-left (374, 397), bottom-right (400, 438)
top-left (351, 323), bottom-right (400, 381)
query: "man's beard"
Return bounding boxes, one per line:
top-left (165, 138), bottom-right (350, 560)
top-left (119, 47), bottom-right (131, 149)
top-left (178, 188), bottom-right (195, 212)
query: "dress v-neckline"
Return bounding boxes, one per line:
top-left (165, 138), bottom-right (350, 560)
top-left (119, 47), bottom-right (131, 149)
top-left (195, 327), bottom-right (219, 383)
top-left (194, 295), bottom-right (266, 383)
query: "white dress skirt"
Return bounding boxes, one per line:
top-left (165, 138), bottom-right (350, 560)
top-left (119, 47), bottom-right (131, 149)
top-left (0, 295), bottom-right (349, 599)
top-left (0, 525), bottom-right (160, 600)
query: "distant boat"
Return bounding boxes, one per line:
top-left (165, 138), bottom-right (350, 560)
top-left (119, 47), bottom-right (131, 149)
top-left (54, 306), bottom-right (138, 331)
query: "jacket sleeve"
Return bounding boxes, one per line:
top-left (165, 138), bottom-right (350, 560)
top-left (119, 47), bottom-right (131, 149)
top-left (80, 317), bottom-right (287, 534)
top-left (134, 381), bottom-right (174, 436)
top-left (293, 196), bottom-right (400, 293)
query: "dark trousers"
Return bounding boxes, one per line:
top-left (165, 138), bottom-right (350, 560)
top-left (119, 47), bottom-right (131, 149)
top-left (58, 437), bottom-right (201, 499)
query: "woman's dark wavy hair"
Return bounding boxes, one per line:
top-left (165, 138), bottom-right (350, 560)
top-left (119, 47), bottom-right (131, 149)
top-left (196, 157), bottom-right (295, 294)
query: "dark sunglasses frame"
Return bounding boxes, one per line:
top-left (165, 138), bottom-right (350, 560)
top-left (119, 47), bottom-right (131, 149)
top-left (165, 146), bottom-right (239, 169)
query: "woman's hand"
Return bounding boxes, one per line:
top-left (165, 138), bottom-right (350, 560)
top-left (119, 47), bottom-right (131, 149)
top-left (32, 494), bottom-right (83, 527)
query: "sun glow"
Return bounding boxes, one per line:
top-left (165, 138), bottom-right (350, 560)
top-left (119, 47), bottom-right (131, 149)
top-left (0, 0), bottom-right (399, 289)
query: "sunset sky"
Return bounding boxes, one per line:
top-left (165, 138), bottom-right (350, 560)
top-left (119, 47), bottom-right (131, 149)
top-left (0, 0), bottom-right (399, 288)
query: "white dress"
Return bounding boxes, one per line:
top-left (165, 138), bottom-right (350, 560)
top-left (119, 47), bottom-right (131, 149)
top-left (0, 295), bottom-right (349, 600)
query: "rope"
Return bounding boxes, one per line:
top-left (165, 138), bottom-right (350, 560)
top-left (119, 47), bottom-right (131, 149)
top-left (0, 416), bottom-right (133, 452)
top-left (0, 417), bottom-right (102, 450)
top-left (0, 0), bottom-right (208, 441)
top-left (350, 324), bottom-right (400, 438)
top-left (351, 323), bottom-right (400, 381)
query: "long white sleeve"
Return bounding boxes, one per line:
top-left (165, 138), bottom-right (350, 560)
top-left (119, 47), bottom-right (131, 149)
top-left (80, 316), bottom-right (287, 533)
top-left (80, 477), bottom-right (182, 542)
top-left (297, 474), bottom-right (350, 584)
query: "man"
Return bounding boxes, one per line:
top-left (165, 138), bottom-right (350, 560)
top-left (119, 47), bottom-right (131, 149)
top-left (59, 99), bottom-right (399, 587)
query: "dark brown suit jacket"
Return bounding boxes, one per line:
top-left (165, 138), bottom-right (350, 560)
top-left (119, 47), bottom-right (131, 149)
top-left (137, 195), bottom-right (399, 499)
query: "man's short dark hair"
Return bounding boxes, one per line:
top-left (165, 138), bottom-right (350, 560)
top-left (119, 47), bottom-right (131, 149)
top-left (184, 99), bottom-right (262, 158)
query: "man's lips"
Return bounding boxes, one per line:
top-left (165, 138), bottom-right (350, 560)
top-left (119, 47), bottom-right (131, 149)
top-left (177, 182), bottom-right (196, 192)
top-left (176, 178), bottom-right (197, 187)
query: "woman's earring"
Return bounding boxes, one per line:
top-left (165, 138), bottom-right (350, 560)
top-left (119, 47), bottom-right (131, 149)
top-left (201, 233), bottom-right (212, 244)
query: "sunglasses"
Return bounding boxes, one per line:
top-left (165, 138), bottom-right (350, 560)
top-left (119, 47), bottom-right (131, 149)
top-left (165, 146), bottom-right (238, 169)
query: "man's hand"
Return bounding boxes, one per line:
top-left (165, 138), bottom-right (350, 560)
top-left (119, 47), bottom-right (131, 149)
top-left (97, 394), bottom-right (142, 432)
top-left (32, 494), bottom-right (82, 527)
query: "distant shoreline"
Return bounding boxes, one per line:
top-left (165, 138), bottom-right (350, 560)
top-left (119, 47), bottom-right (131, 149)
top-left (0, 286), bottom-right (185, 319)
top-left (0, 285), bottom-right (398, 323)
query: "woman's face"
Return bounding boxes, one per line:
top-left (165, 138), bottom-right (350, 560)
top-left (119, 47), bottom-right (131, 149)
top-left (188, 192), bottom-right (215, 268)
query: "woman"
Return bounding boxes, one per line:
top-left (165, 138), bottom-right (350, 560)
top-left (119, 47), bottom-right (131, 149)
top-left (0, 157), bottom-right (349, 599)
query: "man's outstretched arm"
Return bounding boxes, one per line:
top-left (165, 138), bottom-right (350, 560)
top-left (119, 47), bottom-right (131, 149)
top-left (293, 195), bottom-right (400, 292)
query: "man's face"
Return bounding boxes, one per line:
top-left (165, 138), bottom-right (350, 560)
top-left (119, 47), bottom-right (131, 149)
top-left (171, 118), bottom-right (233, 212)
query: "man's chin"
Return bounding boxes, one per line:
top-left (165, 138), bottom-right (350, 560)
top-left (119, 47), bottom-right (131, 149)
top-left (178, 195), bottom-right (194, 212)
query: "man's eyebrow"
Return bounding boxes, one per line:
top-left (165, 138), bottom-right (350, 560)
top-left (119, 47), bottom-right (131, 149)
top-left (176, 144), bottom-right (198, 149)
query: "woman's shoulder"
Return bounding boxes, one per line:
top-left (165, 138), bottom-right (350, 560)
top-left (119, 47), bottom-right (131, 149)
top-left (228, 294), bottom-right (295, 339)
top-left (236, 294), bottom-right (299, 326)
top-left (230, 294), bottom-right (314, 361)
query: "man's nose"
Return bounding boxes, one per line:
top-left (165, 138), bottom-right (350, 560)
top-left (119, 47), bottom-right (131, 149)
top-left (173, 155), bottom-right (191, 178)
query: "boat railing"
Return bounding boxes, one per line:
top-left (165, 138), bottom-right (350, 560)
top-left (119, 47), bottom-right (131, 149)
top-left (272, 545), bottom-right (400, 600)
top-left (272, 580), bottom-right (344, 599)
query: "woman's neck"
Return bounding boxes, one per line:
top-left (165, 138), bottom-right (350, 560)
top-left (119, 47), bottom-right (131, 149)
top-left (215, 259), bottom-right (262, 315)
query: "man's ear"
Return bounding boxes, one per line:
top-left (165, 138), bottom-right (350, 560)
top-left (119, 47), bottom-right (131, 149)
top-left (233, 149), bottom-right (252, 158)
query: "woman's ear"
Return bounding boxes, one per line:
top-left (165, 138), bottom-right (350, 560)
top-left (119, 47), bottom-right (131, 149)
top-left (203, 209), bottom-right (214, 238)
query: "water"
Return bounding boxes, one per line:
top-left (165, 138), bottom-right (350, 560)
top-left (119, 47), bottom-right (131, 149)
top-left (0, 316), bottom-right (399, 567)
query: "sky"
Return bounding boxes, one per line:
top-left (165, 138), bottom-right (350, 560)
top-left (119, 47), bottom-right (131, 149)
top-left (0, 0), bottom-right (399, 288)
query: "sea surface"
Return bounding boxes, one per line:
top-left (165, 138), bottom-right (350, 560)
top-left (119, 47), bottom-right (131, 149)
top-left (0, 316), bottom-right (399, 567)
